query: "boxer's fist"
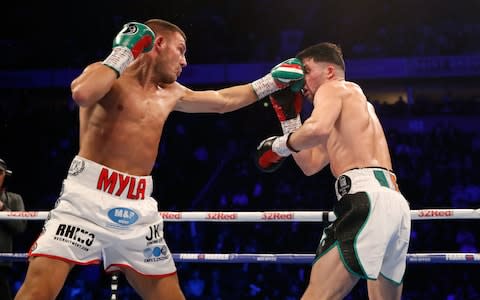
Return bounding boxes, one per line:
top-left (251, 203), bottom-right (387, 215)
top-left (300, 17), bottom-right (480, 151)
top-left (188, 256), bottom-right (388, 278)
top-left (270, 58), bottom-right (304, 90)
top-left (103, 22), bottom-right (155, 76)
top-left (269, 89), bottom-right (303, 134)
top-left (251, 58), bottom-right (304, 99)
top-left (113, 22), bottom-right (155, 58)
top-left (255, 136), bottom-right (286, 173)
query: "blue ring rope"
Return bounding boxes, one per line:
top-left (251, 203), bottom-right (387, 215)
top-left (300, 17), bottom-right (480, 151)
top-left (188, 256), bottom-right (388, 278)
top-left (1, 252), bottom-right (478, 264)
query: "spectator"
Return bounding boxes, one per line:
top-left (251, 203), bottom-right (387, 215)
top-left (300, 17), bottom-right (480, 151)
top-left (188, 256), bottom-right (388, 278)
top-left (0, 158), bottom-right (27, 300)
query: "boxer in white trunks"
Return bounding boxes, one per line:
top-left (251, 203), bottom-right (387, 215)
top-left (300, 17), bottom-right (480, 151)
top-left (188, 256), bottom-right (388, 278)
top-left (256, 42), bottom-right (411, 300)
top-left (14, 19), bottom-right (304, 300)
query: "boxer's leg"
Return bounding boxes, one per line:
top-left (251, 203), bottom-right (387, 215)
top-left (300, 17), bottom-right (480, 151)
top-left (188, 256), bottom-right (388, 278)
top-left (301, 246), bottom-right (359, 300)
top-left (123, 268), bottom-right (185, 300)
top-left (14, 256), bottom-right (72, 300)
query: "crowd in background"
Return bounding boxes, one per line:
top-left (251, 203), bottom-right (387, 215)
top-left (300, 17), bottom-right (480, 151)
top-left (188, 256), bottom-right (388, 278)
top-left (0, 87), bottom-right (479, 299)
top-left (3, 0), bottom-right (480, 69)
top-left (2, 0), bottom-right (480, 298)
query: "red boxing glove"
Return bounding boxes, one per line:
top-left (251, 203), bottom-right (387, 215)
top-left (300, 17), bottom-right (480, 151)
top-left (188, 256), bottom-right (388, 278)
top-left (254, 136), bottom-right (286, 173)
top-left (269, 89), bottom-right (303, 134)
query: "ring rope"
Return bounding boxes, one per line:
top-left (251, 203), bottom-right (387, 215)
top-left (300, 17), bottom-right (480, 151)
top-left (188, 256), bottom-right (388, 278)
top-left (1, 208), bottom-right (479, 222)
top-left (1, 252), bottom-right (479, 264)
top-left (2, 209), bottom-right (478, 266)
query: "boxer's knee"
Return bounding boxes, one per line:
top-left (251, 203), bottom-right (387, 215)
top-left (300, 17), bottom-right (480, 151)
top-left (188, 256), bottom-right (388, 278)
top-left (15, 284), bottom-right (57, 300)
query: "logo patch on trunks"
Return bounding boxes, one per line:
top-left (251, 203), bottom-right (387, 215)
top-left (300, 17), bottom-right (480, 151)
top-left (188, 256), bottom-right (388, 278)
top-left (97, 168), bottom-right (147, 200)
top-left (336, 175), bottom-right (352, 196)
top-left (53, 224), bottom-right (95, 251)
top-left (107, 207), bottom-right (139, 226)
top-left (68, 159), bottom-right (85, 176)
top-left (143, 246), bottom-right (169, 262)
top-left (146, 223), bottom-right (164, 245)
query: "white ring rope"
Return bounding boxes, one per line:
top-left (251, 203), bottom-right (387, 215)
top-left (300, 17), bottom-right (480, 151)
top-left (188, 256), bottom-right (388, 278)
top-left (0, 208), bottom-right (479, 222)
top-left (1, 209), bottom-right (478, 265)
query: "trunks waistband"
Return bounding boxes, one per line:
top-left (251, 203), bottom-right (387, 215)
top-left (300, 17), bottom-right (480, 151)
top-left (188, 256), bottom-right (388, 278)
top-left (335, 167), bottom-right (399, 199)
top-left (66, 156), bottom-right (153, 200)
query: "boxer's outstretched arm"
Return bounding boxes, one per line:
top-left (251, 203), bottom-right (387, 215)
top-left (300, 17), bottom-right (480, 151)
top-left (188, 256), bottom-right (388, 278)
top-left (176, 84), bottom-right (258, 113)
top-left (175, 58), bottom-right (304, 113)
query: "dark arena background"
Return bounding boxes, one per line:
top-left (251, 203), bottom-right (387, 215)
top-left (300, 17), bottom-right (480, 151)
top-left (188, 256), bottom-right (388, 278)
top-left (1, 0), bottom-right (480, 299)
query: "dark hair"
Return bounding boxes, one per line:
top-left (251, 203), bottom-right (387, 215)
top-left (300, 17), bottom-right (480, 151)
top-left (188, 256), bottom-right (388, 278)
top-left (296, 42), bottom-right (345, 71)
top-left (145, 19), bottom-right (186, 41)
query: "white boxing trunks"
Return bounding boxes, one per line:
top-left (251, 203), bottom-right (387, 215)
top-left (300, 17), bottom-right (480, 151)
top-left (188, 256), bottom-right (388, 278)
top-left (29, 156), bottom-right (177, 277)
top-left (315, 167), bottom-right (411, 284)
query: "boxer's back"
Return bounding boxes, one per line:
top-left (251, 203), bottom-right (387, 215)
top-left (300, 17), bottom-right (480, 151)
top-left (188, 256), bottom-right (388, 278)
top-left (327, 81), bottom-right (393, 177)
